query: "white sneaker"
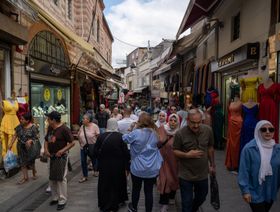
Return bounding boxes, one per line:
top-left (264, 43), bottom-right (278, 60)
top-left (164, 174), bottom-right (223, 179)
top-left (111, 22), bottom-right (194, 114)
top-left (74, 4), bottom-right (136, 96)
top-left (45, 186), bottom-right (51, 193)
top-left (160, 205), bottom-right (168, 212)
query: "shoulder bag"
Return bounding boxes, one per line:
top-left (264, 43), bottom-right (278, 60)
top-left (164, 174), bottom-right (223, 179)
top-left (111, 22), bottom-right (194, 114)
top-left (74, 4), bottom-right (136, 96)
top-left (83, 125), bottom-right (95, 160)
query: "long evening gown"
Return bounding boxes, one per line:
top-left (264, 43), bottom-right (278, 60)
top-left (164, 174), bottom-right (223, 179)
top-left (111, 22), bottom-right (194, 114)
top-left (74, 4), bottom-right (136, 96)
top-left (225, 101), bottom-right (243, 170)
top-left (258, 83), bottom-right (279, 143)
top-left (240, 104), bottom-right (258, 153)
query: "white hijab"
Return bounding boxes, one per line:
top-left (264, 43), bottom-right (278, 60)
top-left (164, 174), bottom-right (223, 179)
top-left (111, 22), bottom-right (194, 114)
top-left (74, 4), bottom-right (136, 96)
top-left (106, 118), bottom-right (119, 132)
top-left (254, 120), bottom-right (275, 185)
top-left (164, 114), bottom-right (180, 136)
top-left (155, 111), bottom-right (167, 128)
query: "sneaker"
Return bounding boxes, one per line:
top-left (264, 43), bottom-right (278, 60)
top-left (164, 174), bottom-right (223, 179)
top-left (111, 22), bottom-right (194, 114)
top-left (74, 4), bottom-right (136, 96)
top-left (45, 186), bottom-right (51, 193)
top-left (160, 205), bottom-right (168, 212)
top-left (127, 202), bottom-right (137, 212)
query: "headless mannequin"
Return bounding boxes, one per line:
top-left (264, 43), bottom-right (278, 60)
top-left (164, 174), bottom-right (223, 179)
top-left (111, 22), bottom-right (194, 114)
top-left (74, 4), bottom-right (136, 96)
top-left (1, 91), bottom-right (19, 157)
top-left (262, 77), bottom-right (274, 89)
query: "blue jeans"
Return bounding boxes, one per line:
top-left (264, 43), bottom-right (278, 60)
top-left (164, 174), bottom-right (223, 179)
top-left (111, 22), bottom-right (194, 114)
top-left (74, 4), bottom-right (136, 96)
top-left (179, 178), bottom-right (208, 212)
top-left (80, 148), bottom-right (98, 177)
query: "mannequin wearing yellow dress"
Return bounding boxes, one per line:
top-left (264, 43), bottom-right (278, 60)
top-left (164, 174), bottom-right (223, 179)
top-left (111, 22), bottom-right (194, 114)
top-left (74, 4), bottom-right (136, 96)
top-left (240, 76), bottom-right (261, 103)
top-left (0, 95), bottom-right (20, 157)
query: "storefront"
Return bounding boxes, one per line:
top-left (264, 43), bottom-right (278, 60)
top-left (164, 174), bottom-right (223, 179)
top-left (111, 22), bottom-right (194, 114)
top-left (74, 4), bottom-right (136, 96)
top-left (27, 30), bottom-right (70, 144)
top-left (211, 42), bottom-right (261, 134)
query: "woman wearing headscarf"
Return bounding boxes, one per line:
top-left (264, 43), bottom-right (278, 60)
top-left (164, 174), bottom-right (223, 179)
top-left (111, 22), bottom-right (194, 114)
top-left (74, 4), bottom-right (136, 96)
top-left (94, 118), bottom-right (130, 212)
top-left (123, 112), bottom-right (163, 212)
top-left (238, 120), bottom-right (280, 212)
top-left (155, 111), bottom-right (167, 128)
top-left (157, 114), bottom-right (180, 212)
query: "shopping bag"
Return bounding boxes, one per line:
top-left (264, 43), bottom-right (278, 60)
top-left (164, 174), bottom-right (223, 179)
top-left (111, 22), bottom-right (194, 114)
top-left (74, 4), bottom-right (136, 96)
top-left (210, 174), bottom-right (220, 210)
top-left (3, 150), bottom-right (18, 172)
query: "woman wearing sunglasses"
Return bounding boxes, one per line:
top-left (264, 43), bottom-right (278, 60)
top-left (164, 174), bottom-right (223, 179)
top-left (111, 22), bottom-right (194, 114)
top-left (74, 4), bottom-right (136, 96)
top-left (238, 120), bottom-right (280, 212)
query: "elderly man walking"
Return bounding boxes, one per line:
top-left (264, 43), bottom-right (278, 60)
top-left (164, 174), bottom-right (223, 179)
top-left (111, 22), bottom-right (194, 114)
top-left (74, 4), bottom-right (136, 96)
top-left (173, 109), bottom-right (215, 212)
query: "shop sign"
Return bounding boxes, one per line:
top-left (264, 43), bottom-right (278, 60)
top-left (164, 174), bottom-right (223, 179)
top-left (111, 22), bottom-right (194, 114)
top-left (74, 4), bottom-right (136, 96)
top-left (211, 42), bottom-right (259, 72)
top-left (43, 88), bottom-right (51, 102)
top-left (218, 54), bottom-right (234, 67)
top-left (57, 89), bottom-right (63, 101)
top-left (153, 80), bottom-right (161, 90)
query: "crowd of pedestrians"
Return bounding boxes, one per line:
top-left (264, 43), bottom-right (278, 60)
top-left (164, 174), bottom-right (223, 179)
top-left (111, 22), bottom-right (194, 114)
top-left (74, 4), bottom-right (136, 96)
top-left (8, 102), bottom-right (280, 212)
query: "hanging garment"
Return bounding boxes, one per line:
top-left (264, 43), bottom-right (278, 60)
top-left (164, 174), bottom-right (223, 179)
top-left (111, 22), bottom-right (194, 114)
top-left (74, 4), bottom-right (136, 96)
top-left (1, 100), bottom-right (20, 157)
top-left (240, 105), bottom-right (258, 153)
top-left (258, 83), bottom-right (279, 143)
top-left (212, 104), bottom-right (224, 150)
top-left (225, 102), bottom-right (243, 170)
top-left (240, 77), bottom-right (260, 102)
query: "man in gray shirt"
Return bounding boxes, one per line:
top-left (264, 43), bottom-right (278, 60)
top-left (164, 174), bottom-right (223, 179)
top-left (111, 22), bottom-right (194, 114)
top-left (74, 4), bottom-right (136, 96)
top-left (173, 109), bottom-right (215, 212)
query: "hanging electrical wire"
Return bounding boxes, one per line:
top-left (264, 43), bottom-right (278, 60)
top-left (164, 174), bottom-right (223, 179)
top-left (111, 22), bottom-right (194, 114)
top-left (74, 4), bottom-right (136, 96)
top-left (113, 36), bottom-right (144, 48)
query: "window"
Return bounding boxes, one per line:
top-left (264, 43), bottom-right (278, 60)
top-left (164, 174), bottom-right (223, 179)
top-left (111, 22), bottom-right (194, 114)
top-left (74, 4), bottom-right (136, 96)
top-left (129, 81), bottom-right (132, 90)
top-left (29, 31), bottom-right (69, 68)
top-left (97, 19), bottom-right (100, 42)
top-left (232, 12), bottom-right (240, 41)
top-left (67, 0), bottom-right (72, 20)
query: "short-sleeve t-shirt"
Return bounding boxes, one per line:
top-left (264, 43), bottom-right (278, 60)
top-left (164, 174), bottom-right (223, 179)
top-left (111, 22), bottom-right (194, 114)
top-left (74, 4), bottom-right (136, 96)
top-left (173, 124), bottom-right (214, 181)
top-left (45, 124), bottom-right (74, 154)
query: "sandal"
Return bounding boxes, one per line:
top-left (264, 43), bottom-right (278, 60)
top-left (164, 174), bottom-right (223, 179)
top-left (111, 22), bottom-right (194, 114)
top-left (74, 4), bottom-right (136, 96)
top-left (17, 178), bottom-right (28, 185)
top-left (78, 177), bottom-right (87, 183)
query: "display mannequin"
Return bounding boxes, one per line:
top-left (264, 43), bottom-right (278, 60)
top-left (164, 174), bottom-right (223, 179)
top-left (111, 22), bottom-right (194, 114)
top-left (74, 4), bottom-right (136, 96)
top-left (240, 98), bottom-right (259, 154)
top-left (0, 91), bottom-right (20, 157)
top-left (225, 95), bottom-right (243, 172)
top-left (257, 77), bottom-right (279, 143)
top-left (240, 71), bottom-right (261, 102)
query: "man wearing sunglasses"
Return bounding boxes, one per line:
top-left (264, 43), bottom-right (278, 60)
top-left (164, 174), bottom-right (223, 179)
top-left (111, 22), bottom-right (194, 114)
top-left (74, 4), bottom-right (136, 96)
top-left (173, 109), bottom-right (215, 212)
top-left (238, 120), bottom-right (280, 212)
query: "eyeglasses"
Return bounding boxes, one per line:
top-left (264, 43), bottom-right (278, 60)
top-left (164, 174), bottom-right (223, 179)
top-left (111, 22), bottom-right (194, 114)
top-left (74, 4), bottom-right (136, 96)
top-left (260, 127), bottom-right (275, 133)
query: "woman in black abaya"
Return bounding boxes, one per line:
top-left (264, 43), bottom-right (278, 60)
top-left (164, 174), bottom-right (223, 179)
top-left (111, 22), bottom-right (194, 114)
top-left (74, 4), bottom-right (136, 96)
top-left (94, 118), bottom-right (130, 212)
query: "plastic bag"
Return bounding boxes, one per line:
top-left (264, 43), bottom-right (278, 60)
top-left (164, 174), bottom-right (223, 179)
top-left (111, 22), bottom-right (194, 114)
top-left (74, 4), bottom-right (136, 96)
top-left (210, 174), bottom-right (220, 210)
top-left (4, 150), bottom-right (18, 172)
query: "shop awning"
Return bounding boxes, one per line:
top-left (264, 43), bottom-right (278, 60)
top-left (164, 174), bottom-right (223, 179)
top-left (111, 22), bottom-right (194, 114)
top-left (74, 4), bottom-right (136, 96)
top-left (134, 86), bottom-right (148, 93)
top-left (171, 26), bottom-right (203, 57)
top-left (76, 67), bottom-right (106, 82)
top-left (153, 58), bottom-right (177, 76)
top-left (176, 0), bottom-right (222, 38)
top-left (27, 0), bottom-right (114, 74)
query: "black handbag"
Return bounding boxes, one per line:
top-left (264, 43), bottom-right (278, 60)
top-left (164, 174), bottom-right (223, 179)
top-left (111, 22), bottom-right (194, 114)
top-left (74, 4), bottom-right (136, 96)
top-left (28, 140), bottom-right (42, 161)
top-left (210, 174), bottom-right (220, 210)
top-left (83, 125), bottom-right (95, 160)
top-left (49, 154), bottom-right (67, 181)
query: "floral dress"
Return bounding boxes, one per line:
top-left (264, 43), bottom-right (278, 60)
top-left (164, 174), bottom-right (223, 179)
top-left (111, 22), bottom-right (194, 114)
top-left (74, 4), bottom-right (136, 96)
top-left (15, 124), bottom-right (39, 167)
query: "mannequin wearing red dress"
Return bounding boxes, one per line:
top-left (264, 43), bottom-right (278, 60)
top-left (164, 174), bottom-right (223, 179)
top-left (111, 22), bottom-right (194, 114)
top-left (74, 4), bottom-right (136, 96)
top-left (257, 78), bottom-right (279, 143)
top-left (225, 96), bottom-right (243, 171)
